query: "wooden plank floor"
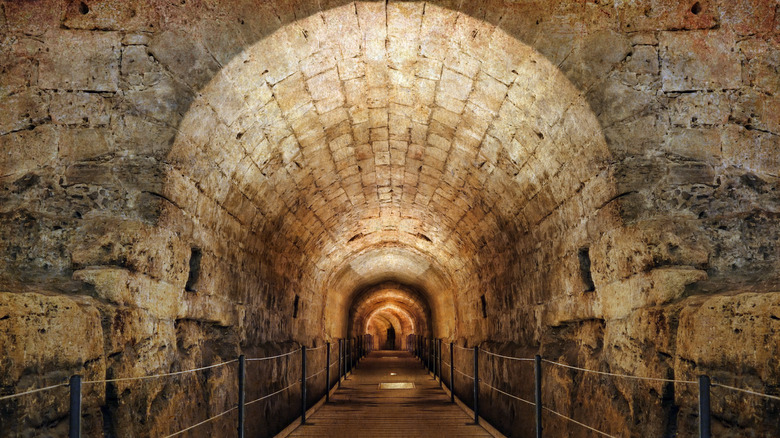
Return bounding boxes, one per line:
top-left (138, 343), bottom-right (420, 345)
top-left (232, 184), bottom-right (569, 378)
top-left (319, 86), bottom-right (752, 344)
top-left (288, 351), bottom-right (492, 438)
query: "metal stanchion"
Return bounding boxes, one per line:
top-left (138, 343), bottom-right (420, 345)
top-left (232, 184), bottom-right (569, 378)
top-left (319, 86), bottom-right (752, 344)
top-left (301, 346), bottom-right (307, 425)
top-left (69, 375), bottom-right (82, 438)
top-left (238, 355), bottom-right (245, 437)
top-left (534, 355), bottom-right (542, 438)
top-left (450, 342), bottom-right (455, 403)
top-left (326, 342), bottom-right (331, 402)
top-left (699, 375), bottom-right (711, 438)
top-left (473, 346), bottom-right (479, 425)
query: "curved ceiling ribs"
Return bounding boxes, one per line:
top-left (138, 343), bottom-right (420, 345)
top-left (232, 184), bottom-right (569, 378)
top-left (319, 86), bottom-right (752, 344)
top-left (166, 2), bottom-right (611, 342)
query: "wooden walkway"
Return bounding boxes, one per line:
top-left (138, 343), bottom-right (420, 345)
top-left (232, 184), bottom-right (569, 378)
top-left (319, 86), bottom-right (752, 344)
top-left (288, 350), bottom-right (492, 437)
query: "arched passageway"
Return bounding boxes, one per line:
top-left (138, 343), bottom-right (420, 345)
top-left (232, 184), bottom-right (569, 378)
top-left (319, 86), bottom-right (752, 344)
top-left (0, 1), bottom-right (778, 437)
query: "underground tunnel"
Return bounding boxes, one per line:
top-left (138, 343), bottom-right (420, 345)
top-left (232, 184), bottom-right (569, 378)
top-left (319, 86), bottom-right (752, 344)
top-left (0, 0), bottom-right (779, 437)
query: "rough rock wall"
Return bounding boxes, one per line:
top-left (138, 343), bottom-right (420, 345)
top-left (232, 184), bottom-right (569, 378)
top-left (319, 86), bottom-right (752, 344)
top-left (0, 0), bottom-right (778, 437)
top-left (472, 1), bottom-right (780, 437)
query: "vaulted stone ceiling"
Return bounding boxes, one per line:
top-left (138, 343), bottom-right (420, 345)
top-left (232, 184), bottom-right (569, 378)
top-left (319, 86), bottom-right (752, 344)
top-left (166, 2), bottom-right (611, 339)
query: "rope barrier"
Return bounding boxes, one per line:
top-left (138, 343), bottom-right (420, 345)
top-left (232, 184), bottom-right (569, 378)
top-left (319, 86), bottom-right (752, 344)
top-left (442, 360), bottom-right (451, 368)
top-left (83, 359), bottom-right (238, 384)
top-left (245, 381), bottom-right (299, 407)
top-left (329, 361), bottom-right (339, 368)
top-left (542, 359), bottom-right (697, 385)
top-left (307, 345), bottom-right (326, 351)
top-left (454, 368), bottom-right (474, 380)
top-left (0, 382), bottom-right (69, 401)
top-left (480, 349), bottom-right (534, 362)
top-left (712, 382), bottom-right (780, 402)
top-left (163, 406), bottom-right (237, 438)
top-left (246, 349), bottom-right (301, 362)
top-left (452, 344), bottom-right (471, 351)
top-left (543, 406), bottom-right (616, 438)
top-left (479, 380), bottom-right (535, 407)
top-left (306, 368), bottom-right (326, 381)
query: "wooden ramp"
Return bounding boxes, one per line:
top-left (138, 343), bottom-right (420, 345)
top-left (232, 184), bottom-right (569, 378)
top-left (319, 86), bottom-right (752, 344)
top-left (288, 351), bottom-right (492, 438)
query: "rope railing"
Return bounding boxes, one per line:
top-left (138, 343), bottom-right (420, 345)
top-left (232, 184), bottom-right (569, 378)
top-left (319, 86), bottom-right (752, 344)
top-left (712, 381), bottom-right (780, 402)
top-left (164, 406), bottom-right (238, 438)
top-left (479, 380), bottom-right (535, 407)
top-left (454, 368), bottom-right (474, 380)
top-left (2, 337), bottom-right (372, 438)
top-left (246, 349), bottom-right (301, 362)
top-left (0, 381), bottom-right (69, 401)
top-left (543, 406), bottom-right (616, 438)
top-left (306, 368), bottom-right (326, 381)
top-left (83, 359), bottom-right (238, 384)
top-left (480, 348), bottom-right (535, 362)
top-left (245, 381), bottom-right (299, 407)
top-left (542, 359), bottom-right (698, 385)
top-left (412, 336), bottom-right (779, 438)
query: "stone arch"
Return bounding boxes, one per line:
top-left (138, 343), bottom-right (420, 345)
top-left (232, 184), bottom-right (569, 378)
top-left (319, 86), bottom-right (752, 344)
top-left (163, 2), bottom-right (617, 346)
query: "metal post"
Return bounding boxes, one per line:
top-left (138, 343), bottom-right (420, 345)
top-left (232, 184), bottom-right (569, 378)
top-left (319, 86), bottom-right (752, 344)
top-left (69, 375), bottom-right (82, 438)
top-left (438, 339), bottom-right (442, 387)
top-left (238, 355), bottom-right (245, 438)
top-left (338, 339), bottom-right (343, 386)
top-left (301, 346), bottom-right (307, 425)
top-left (534, 355), bottom-right (542, 438)
top-left (699, 375), bottom-right (711, 438)
top-left (473, 346), bottom-right (479, 424)
top-left (450, 342), bottom-right (455, 403)
top-left (326, 342), bottom-right (331, 402)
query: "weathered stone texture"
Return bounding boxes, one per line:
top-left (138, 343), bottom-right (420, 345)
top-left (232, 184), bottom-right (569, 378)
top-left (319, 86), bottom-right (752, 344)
top-left (0, 0), bottom-right (778, 436)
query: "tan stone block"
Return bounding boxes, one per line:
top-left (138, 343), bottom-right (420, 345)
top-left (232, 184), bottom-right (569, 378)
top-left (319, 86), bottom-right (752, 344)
top-left (0, 91), bottom-right (48, 135)
top-left (438, 68), bottom-right (473, 101)
top-left (343, 77), bottom-right (366, 106)
top-left (659, 30), bottom-right (741, 91)
top-left (0, 291), bottom-right (105, 384)
top-left (626, 45), bottom-right (660, 75)
top-left (59, 127), bottom-right (111, 161)
top-left (337, 58), bottom-right (365, 81)
top-left (664, 127), bottom-right (721, 162)
top-left (721, 124), bottom-right (780, 175)
top-left (670, 92), bottom-right (730, 126)
top-left (0, 124), bottom-right (58, 178)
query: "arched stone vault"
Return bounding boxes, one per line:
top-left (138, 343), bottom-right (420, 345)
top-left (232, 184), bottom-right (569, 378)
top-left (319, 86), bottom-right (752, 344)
top-left (1, 0), bottom-right (778, 436)
top-left (166, 2), bottom-right (614, 343)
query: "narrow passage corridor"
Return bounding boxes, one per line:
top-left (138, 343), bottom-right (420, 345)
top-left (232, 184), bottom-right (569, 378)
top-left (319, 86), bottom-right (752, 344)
top-left (288, 351), bottom-right (492, 438)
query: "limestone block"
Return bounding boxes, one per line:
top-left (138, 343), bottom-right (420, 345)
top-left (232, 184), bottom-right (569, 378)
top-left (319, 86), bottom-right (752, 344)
top-left (0, 124), bottom-right (58, 178)
top-left (148, 30), bottom-right (220, 90)
top-left (669, 92), bottom-right (730, 127)
top-left (0, 91), bottom-right (48, 135)
top-left (659, 30), bottom-right (741, 92)
top-left (39, 30), bottom-right (120, 92)
top-left (739, 38), bottom-right (780, 95)
top-left (595, 267), bottom-right (707, 320)
top-left (626, 45), bottom-right (660, 75)
top-left (619, 0), bottom-right (718, 32)
top-left (587, 79), bottom-right (656, 127)
top-left (3, 0), bottom-right (64, 35)
top-left (62, 0), bottom-right (157, 31)
top-left (562, 30), bottom-right (632, 89)
top-left (50, 91), bottom-right (110, 126)
top-left (664, 127), bottom-right (721, 162)
top-left (59, 127), bottom-right (111, 161)
top-left (721, 124), bottom-right (780, 175)
top-left (0, 291), bottom-right (105, 384)
top-left (719, 0), bottom-right (777, 36)
top-left (676, 291), bottom-right (780, 383)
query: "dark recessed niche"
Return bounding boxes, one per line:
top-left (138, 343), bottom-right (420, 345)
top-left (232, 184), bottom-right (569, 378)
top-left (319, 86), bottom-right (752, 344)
top-left (185, 247), bottom-right (202, 292)
top-left (578, 247), bottom-right (596, 292)
top-left (293, 295), bottom-right (300, 318)
top-left (79, 2), bottom-right (89, 14)
top-left (691, 2), bottom-right (702, 15)
top-left (480, 295), bottom-right (487, 318)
